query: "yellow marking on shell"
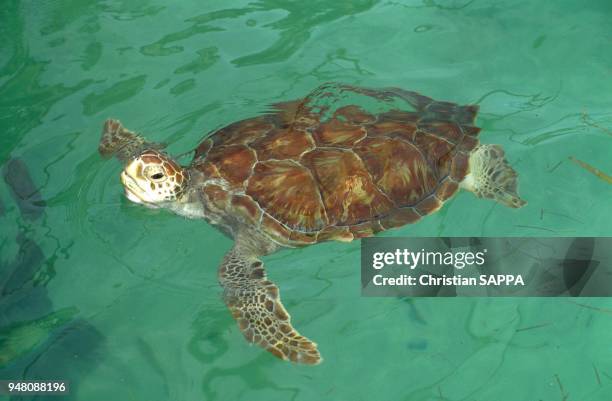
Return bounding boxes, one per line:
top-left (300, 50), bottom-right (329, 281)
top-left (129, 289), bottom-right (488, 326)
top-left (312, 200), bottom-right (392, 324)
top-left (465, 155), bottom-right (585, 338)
top-left (341, 175), bottom-right (374, 222)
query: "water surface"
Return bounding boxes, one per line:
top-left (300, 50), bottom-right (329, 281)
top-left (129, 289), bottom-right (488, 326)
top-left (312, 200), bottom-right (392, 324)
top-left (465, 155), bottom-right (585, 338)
top-left (1, 0), bottom-right (611, 400)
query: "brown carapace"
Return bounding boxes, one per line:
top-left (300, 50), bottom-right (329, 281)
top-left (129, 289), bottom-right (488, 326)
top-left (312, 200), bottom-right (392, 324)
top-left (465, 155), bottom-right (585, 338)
top-left (193, 84), bottom-right (481, 246)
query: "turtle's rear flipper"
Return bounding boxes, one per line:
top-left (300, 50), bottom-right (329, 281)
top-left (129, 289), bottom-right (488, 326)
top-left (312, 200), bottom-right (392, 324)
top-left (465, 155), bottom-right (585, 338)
top-left (218, 244), bottom-right (322, 365)
top-left (461, 144), bottom-right (527, 208)
top-left (99, 119), bottom-right (163, 161)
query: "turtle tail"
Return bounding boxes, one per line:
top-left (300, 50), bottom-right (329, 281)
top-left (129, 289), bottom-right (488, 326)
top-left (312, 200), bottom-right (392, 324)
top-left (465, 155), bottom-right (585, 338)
top-left (99, 119), bottom-right (163, 161)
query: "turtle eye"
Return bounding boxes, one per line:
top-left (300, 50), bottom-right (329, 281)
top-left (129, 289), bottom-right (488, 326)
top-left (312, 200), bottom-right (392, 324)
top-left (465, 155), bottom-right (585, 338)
top-left (146, 168), bottom-right (167, 182)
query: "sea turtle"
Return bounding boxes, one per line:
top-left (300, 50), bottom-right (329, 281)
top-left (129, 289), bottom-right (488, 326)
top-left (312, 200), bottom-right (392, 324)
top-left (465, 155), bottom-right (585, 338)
top-left (98, 83), bottom-right (526, 365)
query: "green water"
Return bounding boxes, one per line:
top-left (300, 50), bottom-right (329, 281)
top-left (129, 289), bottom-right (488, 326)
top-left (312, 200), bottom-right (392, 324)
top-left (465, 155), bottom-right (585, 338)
top-left (1, 0), bottom-right (611, 400)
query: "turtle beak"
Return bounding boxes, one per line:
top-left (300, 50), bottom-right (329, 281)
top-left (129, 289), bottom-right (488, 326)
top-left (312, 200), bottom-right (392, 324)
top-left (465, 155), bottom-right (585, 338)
top-left (120, 171), bottom-right (160, 209)
top-left (123, 186), bottom-right (144, 204)
top-left (120, 171), bottom-right (142, 203)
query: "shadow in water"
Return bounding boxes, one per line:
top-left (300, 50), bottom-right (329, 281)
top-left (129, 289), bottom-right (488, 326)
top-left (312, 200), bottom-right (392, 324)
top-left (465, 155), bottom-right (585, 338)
top-left (0, 157), bottom-right (105, 400)
top-left (2, 159), bottom-right (46, 222)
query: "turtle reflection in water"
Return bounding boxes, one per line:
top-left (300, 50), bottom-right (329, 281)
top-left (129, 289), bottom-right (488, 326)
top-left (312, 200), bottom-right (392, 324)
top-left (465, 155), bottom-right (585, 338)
top-left (99, 83), bottom-right (526, 364)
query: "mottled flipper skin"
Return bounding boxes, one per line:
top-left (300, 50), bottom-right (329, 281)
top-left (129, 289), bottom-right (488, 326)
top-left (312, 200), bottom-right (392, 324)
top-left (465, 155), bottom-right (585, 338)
top-left (99, 119), bottom-right (163, 161)
top-left (219, 242), bottom-right (321, 364)
top-left (463, 144), bottom-right (526, 208)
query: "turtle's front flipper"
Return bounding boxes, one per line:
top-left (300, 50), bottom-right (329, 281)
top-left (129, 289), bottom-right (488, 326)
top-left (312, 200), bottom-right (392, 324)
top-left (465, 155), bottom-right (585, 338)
top-left (461, 144), bottom-right (527, 208)
top-left (218, 245), bottom-right (322, 365)
top-left (99, 119), bottom-right (164, 161)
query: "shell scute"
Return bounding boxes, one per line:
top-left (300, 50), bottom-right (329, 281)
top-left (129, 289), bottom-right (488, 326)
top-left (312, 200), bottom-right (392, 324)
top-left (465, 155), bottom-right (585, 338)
top-left (251, 128), bottom-right (314, 161)
top-left (312, 120), bottom-right (366, 147)
top-left (208, 118), bottom-right (274, 148)
top-left (333, 105), bottom-right (375, 124)
top-left (203, 184), bottom-right (230, 210)
top-left (195, 139), bottom-right (214, 159)
top-left (315, 226), bottom-right (353, 242)
top-left (202, 145), bottom-right (256, 187)
top-left (424, 101), bottom-right (461, 121)
top-left (301, 149), bottom-right (394, 226)
top-left (463, 126), bottom-right (481, 137)
top-left (354, 137), bottom-right (437, 205)
top-left (266, 100), bottom-right (317, 130)
top-left (366, 120), bottom-right (417, 139)
top-left (415, 195), bottom-right (443, 216)
top-left (450, 151), bottom-right (470, 181)
top-left (230, 194), bottom-right (262, 225)
top-left (349, 220), bottom-right (384, 238)
top-left (261, 214), bottom-right (292, 245)
top-left (246, 160), bottom-right (327, 231)
top-left (379, 207), bottom-right (421, 229)
top-left (412, 132), bottom-right (456, 176)
top-left (289, 230), bottom-right (318, 244)
top-left (458, 134), bottom-right (479, 153)
top-left (435, 178), bottom-right (459, 201)
top-left (417, 121), bottom-right (463, 144)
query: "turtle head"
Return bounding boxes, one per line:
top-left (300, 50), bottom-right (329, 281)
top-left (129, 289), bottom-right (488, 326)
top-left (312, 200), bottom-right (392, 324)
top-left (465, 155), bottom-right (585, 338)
top-left (99, 120), bottom-right (189, 208)
top-left (121, 150), bottom-right (188, 208)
